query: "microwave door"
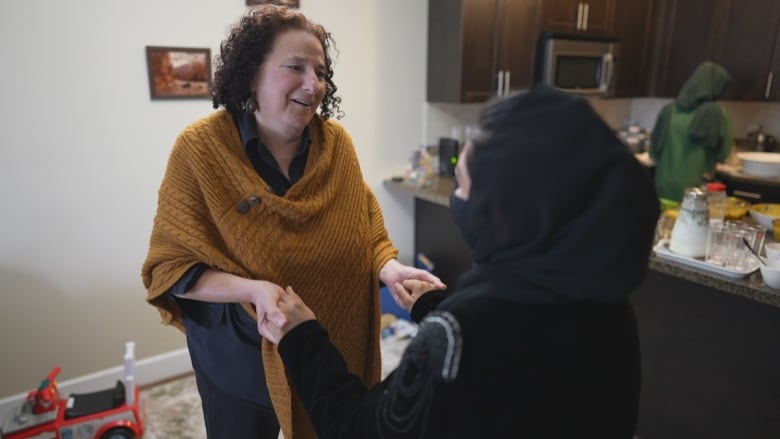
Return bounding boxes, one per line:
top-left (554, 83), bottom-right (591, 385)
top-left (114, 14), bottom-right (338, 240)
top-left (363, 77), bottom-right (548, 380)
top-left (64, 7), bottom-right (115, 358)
top-left (553, 54), bottom-right (604, 93)
top-left (542, 37), bottom-right (616, 95)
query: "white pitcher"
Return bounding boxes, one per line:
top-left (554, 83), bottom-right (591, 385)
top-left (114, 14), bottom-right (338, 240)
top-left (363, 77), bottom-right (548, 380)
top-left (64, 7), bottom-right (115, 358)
top-left (669, 187), bottom-right (710, 258)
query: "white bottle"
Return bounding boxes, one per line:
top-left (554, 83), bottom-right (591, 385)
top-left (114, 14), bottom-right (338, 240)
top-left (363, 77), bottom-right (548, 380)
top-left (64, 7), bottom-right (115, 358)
top-left (669, 187), bottom-right (710, 258)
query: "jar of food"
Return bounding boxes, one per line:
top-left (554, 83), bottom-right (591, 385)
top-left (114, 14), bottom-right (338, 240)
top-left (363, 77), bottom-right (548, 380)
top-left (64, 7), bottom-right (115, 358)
top-left (669, 187), bottom-right (710, 258)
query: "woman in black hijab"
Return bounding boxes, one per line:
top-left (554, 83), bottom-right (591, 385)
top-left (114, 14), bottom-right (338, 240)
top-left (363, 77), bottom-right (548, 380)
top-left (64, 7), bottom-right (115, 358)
top-left (262, 85), bottom-right (660, 438)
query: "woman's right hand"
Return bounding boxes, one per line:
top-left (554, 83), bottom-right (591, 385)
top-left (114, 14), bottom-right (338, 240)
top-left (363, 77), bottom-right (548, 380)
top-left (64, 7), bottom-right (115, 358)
top-left (261, 286), bottom-right (316, 344)
top-left (250, 280), bottom-right (290, 342)
top-left (180, 269), bottom-right (290, 341)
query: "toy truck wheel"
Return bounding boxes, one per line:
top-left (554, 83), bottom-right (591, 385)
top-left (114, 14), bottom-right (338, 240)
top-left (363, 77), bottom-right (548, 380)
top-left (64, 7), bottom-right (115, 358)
top-left (101, 427), bottom-right (135, 439)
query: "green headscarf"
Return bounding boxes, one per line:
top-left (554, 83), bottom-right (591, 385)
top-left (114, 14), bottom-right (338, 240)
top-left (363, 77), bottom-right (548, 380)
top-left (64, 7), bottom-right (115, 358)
top-left (653, 61), bottom-right (732, 153)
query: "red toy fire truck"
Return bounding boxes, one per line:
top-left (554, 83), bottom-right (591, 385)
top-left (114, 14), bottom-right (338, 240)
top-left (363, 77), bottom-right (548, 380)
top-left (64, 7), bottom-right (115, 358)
top-left (1, 342), bottom-right (145, 439)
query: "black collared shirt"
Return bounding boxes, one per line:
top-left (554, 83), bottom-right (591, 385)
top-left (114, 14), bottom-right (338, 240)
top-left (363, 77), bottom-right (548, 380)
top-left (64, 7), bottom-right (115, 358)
top-left (235, 110), bottom-right (311, 196)
top-left (168, 111), bottom-right (313, 407)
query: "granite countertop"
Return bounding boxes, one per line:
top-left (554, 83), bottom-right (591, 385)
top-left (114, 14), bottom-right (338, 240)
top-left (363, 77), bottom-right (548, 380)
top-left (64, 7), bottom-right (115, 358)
top-left (384, 175), bottom-right (780, 309)
top-left (649, 256), bottom-right (780, 309)
top-left (384, 175), bottom-right (453, 207)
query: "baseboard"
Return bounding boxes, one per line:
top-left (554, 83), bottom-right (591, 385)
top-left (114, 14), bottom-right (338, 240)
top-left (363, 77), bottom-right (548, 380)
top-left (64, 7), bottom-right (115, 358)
top-left (0, 347), bottom-right (192, 426)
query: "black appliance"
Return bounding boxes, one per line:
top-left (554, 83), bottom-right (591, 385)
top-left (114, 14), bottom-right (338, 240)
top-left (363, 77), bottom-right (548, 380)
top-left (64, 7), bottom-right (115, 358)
top-left (438, 137), bottom-right (459, 177)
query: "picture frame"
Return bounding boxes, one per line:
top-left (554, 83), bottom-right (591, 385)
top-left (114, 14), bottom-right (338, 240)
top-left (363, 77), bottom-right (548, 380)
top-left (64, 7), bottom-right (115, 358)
top-left (145, 46), bottom-right (212, 100)
top-left (246, 0), bottom-right (299, 8)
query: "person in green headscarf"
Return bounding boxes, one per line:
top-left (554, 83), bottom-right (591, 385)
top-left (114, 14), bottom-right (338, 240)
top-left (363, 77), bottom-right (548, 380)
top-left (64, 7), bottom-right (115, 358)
top-left (650, 61), bottom-right (734, 202)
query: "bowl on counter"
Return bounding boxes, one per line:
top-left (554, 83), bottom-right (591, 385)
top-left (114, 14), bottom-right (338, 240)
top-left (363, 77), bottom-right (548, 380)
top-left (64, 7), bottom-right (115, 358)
top-left (738, 152), bottom-right (780, 178)
top-left (726, 196), bottom-right (750, 220)
top-left (749, 203), bottom-right (780, 230)
top-left (764, 242), bottom-right (780, 263)
top-left (759, 263), bottom-right (780, 289)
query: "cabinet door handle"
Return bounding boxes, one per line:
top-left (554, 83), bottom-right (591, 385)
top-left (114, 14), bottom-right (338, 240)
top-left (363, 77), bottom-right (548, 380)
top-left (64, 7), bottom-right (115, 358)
top-left (765, 72), bottom-right (774, 99)
top-left (599, 53), bottom-right (614, 93)
top-left (733, 190), bottom-right (762, 200)
top-left (582, 3), bottom-right (589, 31)
top-left (497, 70), bottom-right (505, 97)
top-left (504, 70), bottom-right (511, 95)
top-left (577, 3), bottom-right (584, 30)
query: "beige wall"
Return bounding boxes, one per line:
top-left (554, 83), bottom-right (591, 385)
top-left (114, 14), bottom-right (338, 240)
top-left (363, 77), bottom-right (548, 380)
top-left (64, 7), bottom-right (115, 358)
top-left (0, 0), bottom-right (427, 398)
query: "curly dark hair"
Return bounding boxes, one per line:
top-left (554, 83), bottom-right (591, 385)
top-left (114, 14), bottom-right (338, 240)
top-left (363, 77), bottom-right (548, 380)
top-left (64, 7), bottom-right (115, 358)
top-left (211, 5), bottom-right (342, 120)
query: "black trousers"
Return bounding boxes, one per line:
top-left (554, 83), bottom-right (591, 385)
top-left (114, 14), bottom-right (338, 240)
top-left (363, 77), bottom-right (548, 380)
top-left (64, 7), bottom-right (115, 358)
top-left (194, 370), bottom-right (280, 439)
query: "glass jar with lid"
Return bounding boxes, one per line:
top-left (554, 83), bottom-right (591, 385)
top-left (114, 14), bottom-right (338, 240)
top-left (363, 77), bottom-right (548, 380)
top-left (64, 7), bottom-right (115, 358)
top-left (705, 182), bottom-right (727, 226)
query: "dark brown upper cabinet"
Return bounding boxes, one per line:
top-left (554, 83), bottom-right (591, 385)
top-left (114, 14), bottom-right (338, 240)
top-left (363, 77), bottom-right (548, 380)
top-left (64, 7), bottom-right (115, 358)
top-left (650, 0), bottom-right (725, 97)
top-left (539, 0), bottom-right (615, 36)
top-left (651, 0), bottom-right (780, 101)
top-left (713, 0), bottom-right (780, 100)
top-left (427, 0), bottom-right (539, 103)
top-left (611, 0), bottom-right (660, 97)
top-left (771, 25), bottom-right (780, 100)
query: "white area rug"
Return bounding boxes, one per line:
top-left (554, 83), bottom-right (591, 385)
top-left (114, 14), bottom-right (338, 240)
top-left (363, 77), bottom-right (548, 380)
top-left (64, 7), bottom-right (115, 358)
top-left (141, 332), bottom-right (412, 439)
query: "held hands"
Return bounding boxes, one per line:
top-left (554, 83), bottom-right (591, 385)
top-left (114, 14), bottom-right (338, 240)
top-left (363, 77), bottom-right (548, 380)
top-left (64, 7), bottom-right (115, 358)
top-left (258, 257), bottom-right (448, 343)
top-left (252, 280), bottom-right (289, 342)
top-left (260, 287), bottom-right (316, 345)
top-left (393, 279), bottom-right (440, 310)
top-left (380, 259), bottom-right (446, 311)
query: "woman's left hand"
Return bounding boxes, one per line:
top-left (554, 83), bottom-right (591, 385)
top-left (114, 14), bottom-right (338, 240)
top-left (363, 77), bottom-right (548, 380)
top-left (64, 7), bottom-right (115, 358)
top-left (380, 259), bottom-right (446, 310)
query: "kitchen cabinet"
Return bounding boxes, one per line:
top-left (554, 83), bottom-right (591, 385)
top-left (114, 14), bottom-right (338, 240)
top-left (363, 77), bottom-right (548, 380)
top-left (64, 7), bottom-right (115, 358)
top-left (427, 0), bottom-right (660, 102)
top-left (427, 0), bottom-right (539, 102)
top-left (633, 270), bottom-right (780, 438)
top-left (771, 26), bottom-right (780, 100)
top-left (714, 0), bottom-right (780, 100)
top-left (652, 0), bottom-right (780, 100)
top-left (715, 169), bottom-right (780, 203)
top-left (611, 0), bottom-right (659, 97)
top-left (539, 0), bottom-right (614, 36)
top-left (535, 0), bottom-right (658, 97)
top-left (769, 26), bottom-right (780, 100)
top-left (651, 0), bottom-right (725, 97)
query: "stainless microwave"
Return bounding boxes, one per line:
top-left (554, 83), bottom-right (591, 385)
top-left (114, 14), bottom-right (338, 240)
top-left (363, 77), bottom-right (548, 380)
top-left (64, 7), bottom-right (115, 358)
top-left (538, 34), bottom-right (618, 96)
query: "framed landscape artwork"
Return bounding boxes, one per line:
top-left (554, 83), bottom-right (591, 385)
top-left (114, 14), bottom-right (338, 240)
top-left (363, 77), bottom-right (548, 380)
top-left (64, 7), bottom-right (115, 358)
top-left (246, 0), bottom-right (299, 7)
top-left (145, 46), bottom-right (212, 100)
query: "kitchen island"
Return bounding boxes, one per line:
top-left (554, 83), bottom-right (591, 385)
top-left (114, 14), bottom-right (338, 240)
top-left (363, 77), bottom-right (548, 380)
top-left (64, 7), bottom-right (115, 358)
top-left (385, 175), bottom-right (780, 439)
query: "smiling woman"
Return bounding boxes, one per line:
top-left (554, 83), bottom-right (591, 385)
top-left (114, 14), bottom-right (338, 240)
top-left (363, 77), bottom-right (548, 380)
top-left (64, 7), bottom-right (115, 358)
top-left (141, 5), bottom-right (443, 439)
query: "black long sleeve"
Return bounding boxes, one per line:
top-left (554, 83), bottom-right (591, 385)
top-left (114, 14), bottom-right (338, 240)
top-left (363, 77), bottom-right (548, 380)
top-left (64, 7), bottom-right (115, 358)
top-left (409, 290), bottom-right (448, 323)
top-left (278, 320), bottom-right (388, 438)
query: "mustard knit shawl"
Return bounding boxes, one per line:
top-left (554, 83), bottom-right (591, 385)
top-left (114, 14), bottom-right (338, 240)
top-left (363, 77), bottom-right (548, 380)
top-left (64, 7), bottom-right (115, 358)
top-left (142, 109), bottom-right (398, 438)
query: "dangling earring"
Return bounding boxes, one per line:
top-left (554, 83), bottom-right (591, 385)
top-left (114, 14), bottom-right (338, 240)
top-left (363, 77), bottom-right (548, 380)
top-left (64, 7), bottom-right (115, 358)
top-left (243, 97), bottom-right (258, 113)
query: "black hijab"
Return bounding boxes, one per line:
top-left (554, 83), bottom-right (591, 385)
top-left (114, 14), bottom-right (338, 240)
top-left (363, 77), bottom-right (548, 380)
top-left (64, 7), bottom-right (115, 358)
top-left (455, 85), bottom-right (659, 304)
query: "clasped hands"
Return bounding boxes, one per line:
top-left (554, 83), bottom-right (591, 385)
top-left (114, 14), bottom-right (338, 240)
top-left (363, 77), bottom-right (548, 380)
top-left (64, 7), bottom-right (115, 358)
top-left (257, 260), bottom-right (445, 344)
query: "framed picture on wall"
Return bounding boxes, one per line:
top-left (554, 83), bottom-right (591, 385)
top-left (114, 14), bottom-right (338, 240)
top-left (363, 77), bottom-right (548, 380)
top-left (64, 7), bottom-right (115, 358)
top-left (246, 0), bottom-right (299, 7)
top-left (145, 46), bottom-right (212, 100)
